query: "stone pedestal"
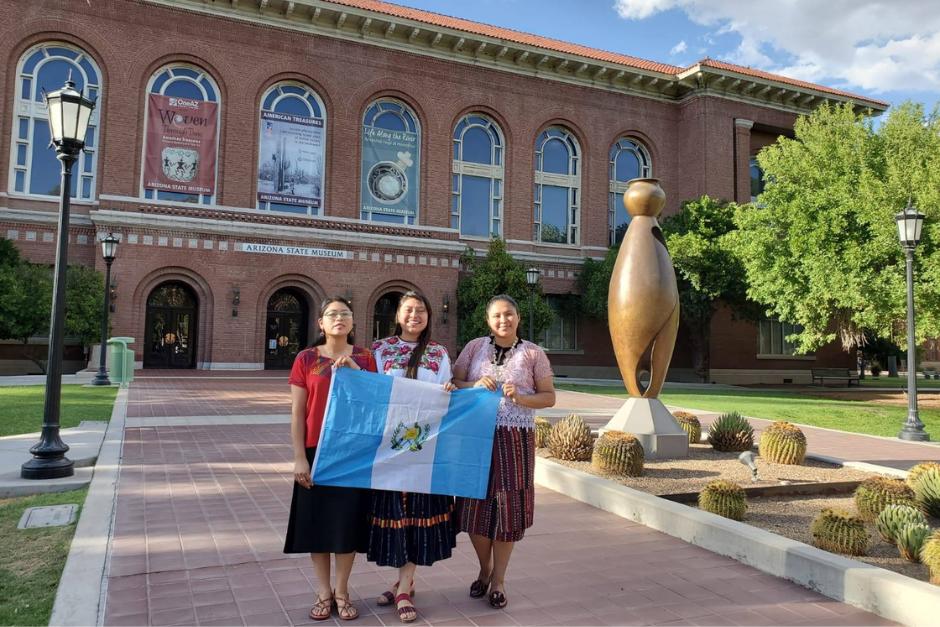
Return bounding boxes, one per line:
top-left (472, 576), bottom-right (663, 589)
top-left (600, 397), bottom-right (689, 459)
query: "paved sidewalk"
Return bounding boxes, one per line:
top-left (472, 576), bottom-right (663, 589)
top-left (0, 421), bottom-right (107, 496)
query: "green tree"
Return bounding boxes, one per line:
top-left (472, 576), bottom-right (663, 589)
top-left (733, 101), bottom-right (940, 353)
top-left (457, 239), bottom-right (554, 347)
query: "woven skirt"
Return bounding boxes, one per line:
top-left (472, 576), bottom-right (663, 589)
top-left (455, 426), bottom-right (535, 542)
top-left (367, 491), bottom-right (457, 567)
top-left (284, 447), bottom-right (370, 554)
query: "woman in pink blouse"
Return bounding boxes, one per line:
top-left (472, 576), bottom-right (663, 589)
top-left (451, 294), bottom-right (556, 609)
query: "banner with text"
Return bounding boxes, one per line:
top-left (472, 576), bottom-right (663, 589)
top-left (257, 111), bottom-right (324, 208)
top-left (360, 126), bottom-right (419, 218)
top-left (144, 94), bottom-right (218, 195)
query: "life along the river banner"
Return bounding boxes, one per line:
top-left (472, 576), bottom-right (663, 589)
top-left (257, 111), bottom-right (324, 208)
top-left (143, 94), bottom-right (219, 195)
top-left (360, 126), bottom-right (419, 218)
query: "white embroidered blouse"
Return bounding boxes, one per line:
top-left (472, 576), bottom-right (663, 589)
top-left (371, 336), bottom-right (453, 385)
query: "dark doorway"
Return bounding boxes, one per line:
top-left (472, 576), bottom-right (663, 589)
top-left (144, 282), bottom-right (198, 369)
top-left (265, 288), bottom-right (309, 370)
top-left (373, 291), bottom-right (403, 341)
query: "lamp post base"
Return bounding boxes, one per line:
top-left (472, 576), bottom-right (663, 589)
top-left (21, 456), bottom-right (75, 479)
top-left (898, 427), bottom-right (930, 441)
top-left (90, 369), bottom-right (111, 386)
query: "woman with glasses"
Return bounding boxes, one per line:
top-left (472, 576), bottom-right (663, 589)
top-left (450, 294), bottom-right (555, 610)
top-left (368, 291), bottom-right (456, 623)
top-left (285, 296), bottom-right (377, 621)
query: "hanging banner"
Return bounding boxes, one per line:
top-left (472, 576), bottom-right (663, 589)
top-left (360, 126), bottom-right (419, 218)
top-left (143, 94), bottom-right (218, 195)
top-left (257, 111), bottom-right (324, 208)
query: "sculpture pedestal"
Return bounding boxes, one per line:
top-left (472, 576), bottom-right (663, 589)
top-left (600, 397), bottom-right (689, 459)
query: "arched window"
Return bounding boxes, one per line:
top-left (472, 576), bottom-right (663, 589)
top-left (10, 43), bottom-right (101, 201)
top-left (257, 82), bottom-right (327, 216)
top-left (534, 126), bottom-right (580, 245)
top-left (141, 64), bottom-right (220, 205)
top-left (360, 99), bottom-right (420, 225)
top-left (750, 157), bottom-right (765, 201)
top-left (451, 114), bottom-right (504, 237)
top-left (609, 137), bottom-right (652, 245)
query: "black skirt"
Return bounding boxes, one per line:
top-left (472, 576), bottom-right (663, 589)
top-left (284, 447), bottom-right (370, 554)
top-left (366, 490), bottom-right (457, 567)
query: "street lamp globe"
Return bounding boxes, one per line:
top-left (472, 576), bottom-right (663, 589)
top-left (101, 232), bottom-right (119, 263)
top-left (896, 202), bottom-right (925, 248)
top-left (44, 76), bottom-right (96, 154)
top-left (525, 267), bottom-right (540, 286)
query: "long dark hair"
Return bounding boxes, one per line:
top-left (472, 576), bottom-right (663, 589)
top-left (312, 296), bottom-right (355, 346)
top-left (393, 291), bottom-right (433, 379)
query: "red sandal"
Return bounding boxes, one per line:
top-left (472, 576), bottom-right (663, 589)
top-left (377, 581), bottom-right (416, 606)
top-left (395, 592), bottom-right (417, 623)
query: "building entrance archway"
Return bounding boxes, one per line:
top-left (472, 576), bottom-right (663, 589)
top-left (373, 291), bottom-right (403, 341)
top-left (144, 281), bottom-right (198, 369)
top-left (264, 288), bottom-right (309, 369)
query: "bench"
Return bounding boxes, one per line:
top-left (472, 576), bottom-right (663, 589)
top-left (925, 367), bottom-right (939, 380)
top-left (811, 368), bottom-right (860, 387)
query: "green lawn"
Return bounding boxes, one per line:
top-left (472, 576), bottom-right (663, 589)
top-left (0, 488), bottom-right (88, 626)
top-left (0, 386), bottom-right (117, 437)
top-left (557, 383), bottom-right (940, 438)
top-left (859, 377), bottom-right (940, 389)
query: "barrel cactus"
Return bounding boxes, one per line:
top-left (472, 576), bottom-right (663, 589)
top-left (698, 480), bottom-right (746, 521)
top-left (672, 411), bottom-right (701, 444)
top-left (906, 462), bottom-right (940, 489)
top-left (876, 504), bottom-right (928, 544)
top-left (758, 421), bottom-right (807, 465)
top-left (707, 411), bottom-right (754, 452)
top-left (853, 477), bottom-right (917, 521)
top-left (922, 530), bottom-right (940, 584)
top-left (547, 413), bottom-right (593, 461)
top-left (810, 508), bottom-right (869, 556)
top-left (896, 523), bottom-right (931, 563)
top-left (911, 467), bottom-right (940, 517)
top-left (592, 431), bottom-right (644, 477)
top-left (534, 416), bottom-right (552, 448)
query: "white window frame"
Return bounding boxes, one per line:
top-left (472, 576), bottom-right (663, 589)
top-left (608, 137), bottom-right (651, 246)
top-left (361, 98), bottom-right (420, 225)
top-left (257, 81), bottom-right (327, 217)
top-left (534, 127), bottom-right (580, 245)
top-left (758, 319), bottom-right (812, 357)
top-left (140, 64), bottom-right (221, 205)
top-left (9, 43), bottom-right (102, 202)
top-left (451, 114), bottom-right (505, 238)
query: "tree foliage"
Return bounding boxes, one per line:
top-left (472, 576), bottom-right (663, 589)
top-left (456, 238), bottom-right (554, 347)
top-left (733, 102), bottom-right (940, 353)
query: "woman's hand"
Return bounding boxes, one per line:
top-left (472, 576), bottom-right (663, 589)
top-left (473, 375), bottom-right (497, 391)
top-left (333, 355), bottom-right (360, 370)
top-left (443, 381), bottom-right (457, 392)
top-left (503, 382), bottom-right (521, 403)
top-left (293, 457), bottom-right (312, 489)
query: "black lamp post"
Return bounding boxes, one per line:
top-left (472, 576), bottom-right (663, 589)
top-left (895, 201), bottom-right (929, 441)
top-left (21, 78), bottom-right (96, 479)
top-left (91, 233), bottom-right (119, 386)
top-left (525, 267), bottom-right (541, 343)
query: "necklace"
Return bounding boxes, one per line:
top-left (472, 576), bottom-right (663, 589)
top-left (489, 336), bottom-right (521, 383)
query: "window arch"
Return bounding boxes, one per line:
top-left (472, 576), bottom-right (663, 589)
top-left (360, 98), bottom-right (420, 225)
top-left (750, 156), bottom-right (765, 201)
top-left (10, 43), bottom-right (101, 201)
top-left (141, 64), bottom-right (220, 205)
top-left (257, 81), bottom-right (327, 216)
top-left (451, 113), bottom-right (504, 237)
top-left (534, 126), bottom-right (580, 245)
top-left (608, 137), bottom-right (652, 245)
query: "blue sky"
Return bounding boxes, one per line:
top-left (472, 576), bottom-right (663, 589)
top-left (387, 0), bottom-right (940, 116)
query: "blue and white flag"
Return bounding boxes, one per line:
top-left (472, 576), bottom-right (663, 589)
top-left (312, 368), bottom-right (501, 499)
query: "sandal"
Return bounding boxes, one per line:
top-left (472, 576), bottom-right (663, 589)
top-left (377, 581), bottom-right (416, 606)
top-left (308, 595), bottom-right (333, 621)
top-left (334, 592), bottom-right (359, 621)
top-left (469, 578), bottom-right (490, 598)
top-left (395, 592), bottom-right (417, 623)
top-left (488, 589), bottom-right (507, 609)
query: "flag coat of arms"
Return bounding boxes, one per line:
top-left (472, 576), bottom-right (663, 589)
top-left (312, 368), bottom-right (501, 499)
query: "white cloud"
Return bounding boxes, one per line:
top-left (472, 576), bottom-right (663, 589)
top-left (613, 0), bottom-right (940, 93)
top-left (669, 40), bottom-right (688, 55)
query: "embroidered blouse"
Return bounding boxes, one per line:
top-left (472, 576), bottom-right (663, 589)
top-left (371, 336), bottom-right (453, 385)
top-left (453, 336), bottom-right (554, 429)
top-left (288, 346), bottom-right (377, 447)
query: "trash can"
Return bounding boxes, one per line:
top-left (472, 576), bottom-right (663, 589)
top-left (107, 337), bottom-right (135, 386)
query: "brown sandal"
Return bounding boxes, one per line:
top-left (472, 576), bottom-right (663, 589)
top-left (488, 589), bottom-right (507, 609)
top-left (334, 592), bottom-right (359, 621)
top-left (395, 592), bottom-right (417, 623)
top-left (377, 581), bottom-right (416, 606)
top-left (309, 595), bottom-right (333, 621)
top-left (469, 578), bottom-right (489, 598)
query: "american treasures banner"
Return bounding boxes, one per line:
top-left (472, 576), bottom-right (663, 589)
top-left (144, 94), bottom-right (218, 195)
top-left (360, 126), bottom-right (419, 218)
top-left (257, 111), bottom-right (324, 208)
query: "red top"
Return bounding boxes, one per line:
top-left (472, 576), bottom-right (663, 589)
top-left (288, 346), bottom-right (377, 448)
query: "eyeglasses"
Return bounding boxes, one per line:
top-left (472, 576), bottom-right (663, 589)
top-left (323, 311), bottom-right (353, 320)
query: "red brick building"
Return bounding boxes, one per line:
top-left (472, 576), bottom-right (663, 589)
top-left (0, 0), bottom-right (887, 381)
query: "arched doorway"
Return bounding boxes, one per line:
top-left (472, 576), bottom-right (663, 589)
top-left (373, 291), bottom-right (403, 341)
top-left (265, 288), bottom-right (309, 369)
top-left (144, 281), bottom-right (198, 369)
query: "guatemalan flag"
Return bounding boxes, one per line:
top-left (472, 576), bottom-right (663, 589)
top-left (312, 368), bottom-right (501, 499)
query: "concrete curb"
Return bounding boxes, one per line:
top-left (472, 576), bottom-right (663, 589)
top-left (50, 385), bottom-right (128, 627)
top-left (534, 456), bottom-right (940, 627)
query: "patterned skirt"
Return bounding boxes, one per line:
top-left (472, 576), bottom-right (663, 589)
top-left (455, 426), bottom-right (535, 542)
top-left (367, 491), bottom-right (457, 567)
